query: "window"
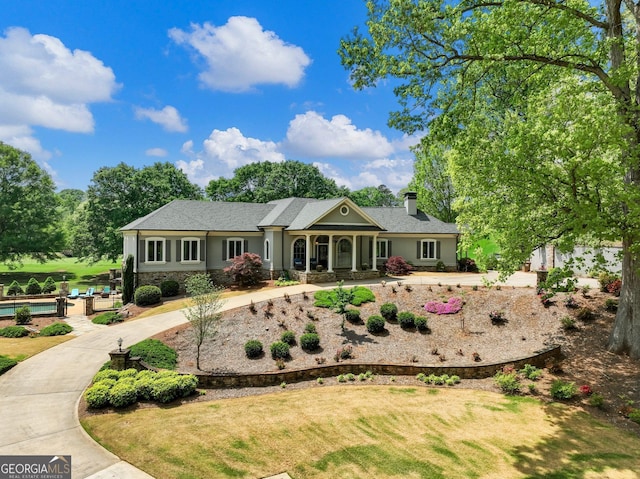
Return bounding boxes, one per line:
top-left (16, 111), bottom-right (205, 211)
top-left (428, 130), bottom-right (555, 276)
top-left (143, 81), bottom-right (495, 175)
top-left (264, 239), bottom-right (270, 261)
top-left (226, 237), bottom-right (244, 260)
top-left (377, 239), bottom-right (388, 259)
top-left (421, 239), bottom-right (438, 259)
top-left (146, 238), bottom-right (165, 263)
top-left (339, 205), bottom-right (350, 216)
top-left (293, 238), bottom-right (305, 268)
top-left (181, 237), bottom-right (200, 262)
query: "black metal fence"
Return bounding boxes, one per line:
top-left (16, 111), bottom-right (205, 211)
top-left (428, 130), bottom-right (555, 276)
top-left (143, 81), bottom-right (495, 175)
top-left (0, 300), bottom-right (58, 318)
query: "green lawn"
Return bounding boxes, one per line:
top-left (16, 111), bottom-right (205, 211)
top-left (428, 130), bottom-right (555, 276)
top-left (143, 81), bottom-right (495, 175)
top-left (0, 257), bottom-right (121, 292)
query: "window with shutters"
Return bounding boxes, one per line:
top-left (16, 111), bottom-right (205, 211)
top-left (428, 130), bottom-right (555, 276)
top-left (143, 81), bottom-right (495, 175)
top-left (146, 238), bottom-right (165, 263)
top-left (226, 237), bottom-right (244, 260)
top-left (421, 239), bottom-right (438, 259)
top-left (376, 239), bottom-right (388, 259)
top-left (181, 237), bottom-right (200, 262)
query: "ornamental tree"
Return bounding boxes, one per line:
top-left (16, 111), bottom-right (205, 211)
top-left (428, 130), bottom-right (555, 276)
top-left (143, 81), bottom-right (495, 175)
top-left (224, 253), bottom-right (263, 286)
top-left (340, 0), bottom-right (640, 358)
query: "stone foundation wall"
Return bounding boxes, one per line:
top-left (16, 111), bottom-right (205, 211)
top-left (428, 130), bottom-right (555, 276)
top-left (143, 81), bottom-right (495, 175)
top-left (194, 345), bottom-right (562, 389)
top-left (137, 269), bottom-right (282, 291)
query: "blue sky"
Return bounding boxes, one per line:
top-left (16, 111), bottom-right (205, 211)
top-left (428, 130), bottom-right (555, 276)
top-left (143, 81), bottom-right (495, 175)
top-left (1, 1), bottom-right (420, 194)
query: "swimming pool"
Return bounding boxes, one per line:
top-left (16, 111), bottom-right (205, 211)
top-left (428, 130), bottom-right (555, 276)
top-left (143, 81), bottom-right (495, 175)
top-left (0, 301), bottom-right (57, 317)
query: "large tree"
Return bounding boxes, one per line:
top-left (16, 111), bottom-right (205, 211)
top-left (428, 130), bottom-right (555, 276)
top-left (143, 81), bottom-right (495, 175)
top-left (74, 162), bottom-right (203, 261)
top-left (340, 0), bottom-right (640, 357)
top-left (349, 184), bottom-right (400, 207)
top-left (409, 143), bottom-right (456, 222)
top-left (0, 142), bottom-right (64, 267)
top-left (205, 160), bottom-right (348, 202)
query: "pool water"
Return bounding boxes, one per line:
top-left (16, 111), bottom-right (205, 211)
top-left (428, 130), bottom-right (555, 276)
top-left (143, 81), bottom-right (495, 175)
top-left (0, 302), bottom-right (57, 317)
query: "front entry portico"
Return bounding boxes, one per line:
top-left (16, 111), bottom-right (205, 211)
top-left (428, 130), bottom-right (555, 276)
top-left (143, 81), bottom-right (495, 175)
top-left (291, 233), bottom-right (379, 274)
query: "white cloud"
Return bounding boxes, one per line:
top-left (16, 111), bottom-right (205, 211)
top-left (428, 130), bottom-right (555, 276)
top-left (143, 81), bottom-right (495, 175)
top-left (169, 17), bottom-right (311, 92)
top-left (145, 148), bottom-right (168, 157)
top-left (284, 111), bottom-right (394, 159)
top-left (181, 140), bottom-right (194, 155)
top-left (313, 158), bottom-right (414, 193)
top-left (135, 105), bottom-right (188, 132)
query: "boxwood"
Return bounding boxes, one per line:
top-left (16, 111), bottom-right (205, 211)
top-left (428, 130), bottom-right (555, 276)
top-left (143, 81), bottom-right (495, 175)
top-left (270, 341), bottom-right (290, 359)
top-left (40, 322), bottom-right (73, 336)
top-left (0, 326), bottom-right (29, 338)
top-left (244, 340), bottom-right (264, 358)
top-left (134, 285), bottom-right (162, 306)
top-left (300, 332), bottom-right (320, 351)
top-left (366, 315), bottom-right (386, 334)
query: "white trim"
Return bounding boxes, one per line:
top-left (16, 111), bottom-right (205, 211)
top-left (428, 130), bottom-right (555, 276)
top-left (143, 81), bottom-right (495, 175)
top-left (376, 239), bottom-right (389, 259)
top-left (226, 237), bottom-right (244, 261)
top-left (420, 239), bottom-right (437, 260)
top-left (145, 237), bottom-right (166, 264)
top-left (339, 205), bottom-right (350, 216)
top-left (181, 236), bottom-right (201, 263)
top-left (264, 239), bottom-right (271, 261)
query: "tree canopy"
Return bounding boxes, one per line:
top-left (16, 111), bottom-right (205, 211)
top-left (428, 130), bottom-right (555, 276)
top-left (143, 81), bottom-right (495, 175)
top-left (0, 142), bottom-right (64, 267)
top-left (73, 162), bottom-right (203, 261)
top-left (409, 143), bottom-right (456, 223)
top-left (349, 185), bottom-right (400, 207)
top-left (205, 160), bottom-right (348, 202)
top-left (340, 0), bottom-right (640, 357)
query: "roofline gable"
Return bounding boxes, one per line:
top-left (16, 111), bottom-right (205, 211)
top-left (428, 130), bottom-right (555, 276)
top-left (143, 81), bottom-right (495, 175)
top-left (297, 197), bottom-right (385, 230)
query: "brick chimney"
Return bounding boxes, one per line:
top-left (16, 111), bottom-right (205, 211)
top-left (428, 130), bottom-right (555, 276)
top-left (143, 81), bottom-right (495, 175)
top-left (404, 191), bottom-right (417, 215)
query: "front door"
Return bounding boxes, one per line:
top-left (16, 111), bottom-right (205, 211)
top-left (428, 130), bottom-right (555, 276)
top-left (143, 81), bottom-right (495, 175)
top-left (316, 244), bottom-right (328, 268)
top-left (336, 238), bottom-right (352, 268)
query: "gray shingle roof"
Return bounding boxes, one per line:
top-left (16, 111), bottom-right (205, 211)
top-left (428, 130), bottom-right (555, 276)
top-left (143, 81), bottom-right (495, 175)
top-left (121, 198), bottom-right (458, 235)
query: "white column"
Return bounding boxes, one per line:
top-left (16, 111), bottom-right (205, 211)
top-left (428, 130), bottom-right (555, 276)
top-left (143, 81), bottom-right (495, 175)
top-left (305, 234), bottom-right (311, 273)
top-left (351, 234), bottom-right (357, 272)
top-left (372, 235), bottom-right (378, 271)
top-left (328, 234), bottom-right (334, 272)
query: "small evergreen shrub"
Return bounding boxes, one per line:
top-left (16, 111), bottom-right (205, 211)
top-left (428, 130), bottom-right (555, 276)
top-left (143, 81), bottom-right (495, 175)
top-left (576, 307), bottom-right (595, 321)
top-left (7, 280), bottom-right (23, 296)
top-left (397, 311), bottom-right (416, 329)
top-left (109, 381), bottom-right (138, 408)
top-left (588, 392), bottom-right (605, 408)
top-left (281, 330), bottom-right (296, 345)
top-left (344, 309), bottom-right (361, 324)
top-left (366, 315), bottom-right (386, 334)
top-left (384, 255), bottom-right (414, 275)
top-left (92, 311), bottom-right (123, 325)
top-left (40, 322), bottom-right (73, 336)
top-left (270, 341), bottom-right (290, 359)
top-left (380, 303), bottom-right (398, 321)
top-left (520, 364), bottom-right (542, 381)
top-left (300, 332), bottom-right (320, 351)
top-left (304, 322), bottom-right (317, 334)
top-left (0, 355), bottom-right (17, 375)
top-left (84, 383), bottom-right (112, 408)
top-left (129, 339), bottom-right (177, 369)
top-left (42, 276), bottom-right (57, 294)
top-left (160, 280), bottom-right (180, 297)
top-left (436, 260), bottom-right (446, 272)
top-left (550, 380), bottom-right (578, 400)
top-left (494, 371), bottom-right (521, 394)
top-left (605, 298), bottom-right (618, 312)
top-left (414, 315), bottom-right (428, 331)
top-left (561, 316), bottom-right (577, 330)
top-left (244, 340), bottom-right (263, 358)
top-left (134, 285), bottom-right (162, 306)
top-left (25, 277), bottom-right (42, 295)
top-left (0, 326), bottom-right (29, 338)
top-left (14, 306), bottom-right (31, 325)
top-left (627, 409), bottom-right (640, 424)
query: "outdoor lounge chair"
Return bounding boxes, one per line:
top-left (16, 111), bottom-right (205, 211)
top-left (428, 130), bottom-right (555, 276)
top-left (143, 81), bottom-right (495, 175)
top-left (83, 287), bottom-right (95, 297)
top-left (100, 286), bottom-right (111, 298)
top-left (68, 288), bottom-right (79, 299)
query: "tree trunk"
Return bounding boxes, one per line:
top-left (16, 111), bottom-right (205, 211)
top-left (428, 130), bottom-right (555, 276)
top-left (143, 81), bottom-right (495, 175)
top-left (608, 239), bottom-right (640, 358)
top-left (196, 343), bottom-right (201, 370)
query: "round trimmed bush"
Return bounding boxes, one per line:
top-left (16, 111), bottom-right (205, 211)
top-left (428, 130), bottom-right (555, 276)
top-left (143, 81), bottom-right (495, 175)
top-left (300, 332), bottom-right (320, 351)
top-left (397, 311), bottom-right (416, 329)
top-left (134, 285), bottom-right (162, 306)
top-left (270, 341), bottom-right (290, 359)
top-left (14, 306), bottom-right (31, 325)
top-left (414, 316), bottom-right (429, 331)
top-left (109, 381), bottom-right (138, 408)
top-left (160, 280), bottom-right (180, 297)
top-left (380, 303), bottom-right (398, 321)
top-left (25, 277), bottom-right (42, 295)
top-left (0, 326), bottom-right (29, 338)
top-left (366, 315), bottom-right (386, 334)
top-left (42, 277), bottom-right (57, 294)
top-left (134, 370), bottom-right (158, 400)
top-left (345, 309), bottom-right (361, 324)
top-left (7, 280), bottom-right (23, 296)
top-left (281, 330), bottom-right (296, 345)
top-left (92, 311), bottom-right (123, 325)
top-left (244, 339), bottom-right (264, 358)
top-left (40, 322), bottom-right (73, 336)
top-left (84, 383), bottom-right (112, 408)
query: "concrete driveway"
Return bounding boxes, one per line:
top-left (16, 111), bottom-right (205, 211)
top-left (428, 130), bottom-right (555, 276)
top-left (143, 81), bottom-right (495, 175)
top-left (0, 272), bottom-right (598, 478)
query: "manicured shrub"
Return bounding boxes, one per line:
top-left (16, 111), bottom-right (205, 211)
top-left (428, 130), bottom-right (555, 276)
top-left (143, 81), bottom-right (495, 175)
top-left (366, 315), bottom-right (386, 334)
top-left (494, 371), bottom-right (521, 394)
top-left (25, 277), bottom-right (42, 295)
top-left (344, 309), bottom-right (361, 324)
top-left (92, 311), bottom-right (123, 325)
top-left (304, 322), bottom-right (317, 334)
top-left (244, 340), bottom-right (264, 358)
top-left (84, 383), bottom-right (112, 408)
top-left (223, 252), bottom-right (263, 286)
top-left (160, 280), bottom-right (180, 297)
top-left (14, 306), bottom-right (31, 325)
top-left (350, 286), bottom-right (375, 305)
top-left (458, 257), bottom-right (478, 272)
top-left (270, 341), bottom-right (290, 359)
top-left (134, 285), bottom-right (162, 306)
top-left (300, 333), bottom-right (320, 351)
top-left (40, 322), bottom-right (73, 336)
top-left (550, 380), bottom-right (578, 400)
top-left (380, 302), bottom-right (398, 321)
top-left (314, 286), bottom-right (375, 308)
top-left (0, 355), bottom-right (18, 375)
top-left (384, 255), bottom-right (414, 275)
top-left (520, 364), bottom-right (542, 381)
top-left (281, 330), bottom-right (296, 345)
top-left (7, 280), bottom-right (23, 296)
top-left (92, 368), bottom-right (122, 382)
top-left (397, 311), bottom-right (416, 329)
top-left (129, 339), bottom-right (177, 369)
top-left (42, 276), bottom-right (57, 294)
top-left (109, 380), bottom-right (138, 408)
top-left (588, 392), bottom-right (605, 408)
top-left (0, 326), bottom-right (29, 338)
top-left (414, 316), bottom-right (428, 331)
top-left (134, 370), bottom-right (158, 400)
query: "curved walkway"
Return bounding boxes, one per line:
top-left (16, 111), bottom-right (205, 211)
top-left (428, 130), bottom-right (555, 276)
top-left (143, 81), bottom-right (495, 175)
top-left (0, 272), bottom-right (598, 478)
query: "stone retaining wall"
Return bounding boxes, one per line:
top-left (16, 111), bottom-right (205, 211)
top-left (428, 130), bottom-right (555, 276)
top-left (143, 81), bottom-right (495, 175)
top-left (193, 345), bottom-right (562, 389)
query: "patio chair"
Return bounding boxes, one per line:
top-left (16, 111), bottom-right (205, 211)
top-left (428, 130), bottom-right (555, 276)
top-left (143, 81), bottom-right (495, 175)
top-left (68, 288), bottom-right (79, 299)
top-left (83, 287), bottom-right (95, 297)
top-left (100, 286), bottom-right (111, 298)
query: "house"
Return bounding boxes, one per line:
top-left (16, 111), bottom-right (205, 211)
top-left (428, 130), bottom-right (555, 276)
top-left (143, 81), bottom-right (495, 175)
top-left (120, 192), bottom-right (459, 287)
top-left (530, 244), bottom-right (622, 275)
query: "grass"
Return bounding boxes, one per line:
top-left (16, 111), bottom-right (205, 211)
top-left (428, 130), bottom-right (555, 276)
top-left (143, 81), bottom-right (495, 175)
top-left (0, 256), bottom-right (121, 292)
top-left (81, 386), bottom-right (640, 479)
top-left (0, 335), bottom-right (72, 362)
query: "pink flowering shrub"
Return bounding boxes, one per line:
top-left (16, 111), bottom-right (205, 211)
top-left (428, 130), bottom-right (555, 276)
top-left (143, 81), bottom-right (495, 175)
top-left (579, 384), bottom-right (593, 396)
top-left (424, 297), bottom-right (463, 315)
